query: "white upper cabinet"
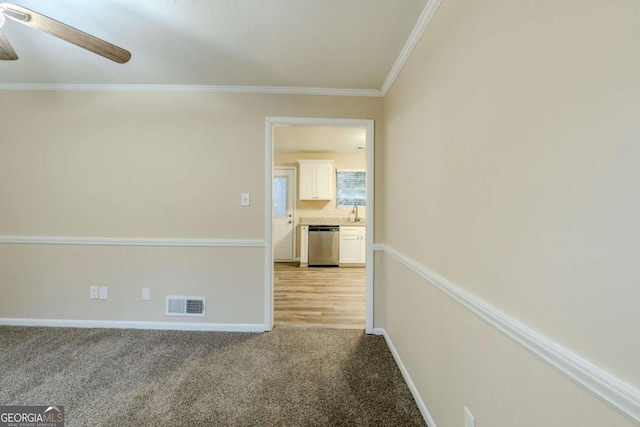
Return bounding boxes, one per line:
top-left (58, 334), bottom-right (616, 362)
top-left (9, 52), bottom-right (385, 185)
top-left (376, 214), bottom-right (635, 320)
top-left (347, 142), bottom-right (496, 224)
top-left (298, 160), bottom-right (334, 200)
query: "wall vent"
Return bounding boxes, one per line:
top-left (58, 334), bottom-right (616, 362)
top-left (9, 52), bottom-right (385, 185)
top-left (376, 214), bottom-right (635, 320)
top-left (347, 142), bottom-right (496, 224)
top-left (165, 296), bottom-right (206, 317)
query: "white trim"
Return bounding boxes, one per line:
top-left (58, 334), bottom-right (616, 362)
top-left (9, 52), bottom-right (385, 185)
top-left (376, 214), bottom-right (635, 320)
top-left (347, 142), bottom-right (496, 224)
top-left (376, 243), bottom-right (640, 424)
top-left (0, 318), bottom-right (266, 332)
top-left (0, 83), bottom-right (383, 97)
top-left (265, 117), bottom-right (375, 334)
top-left (364, 120), bottom-right (375, 334)
top-left (267, 117), bottom-right (377, 127)
top-left (377, 327), bottom-right (438, 427)
top-left (265, 120), bottom-right (275, 331)
top-left (0, 236), bottom-right (265, 247)
top-left (380, 0), bottom-right (443, 95)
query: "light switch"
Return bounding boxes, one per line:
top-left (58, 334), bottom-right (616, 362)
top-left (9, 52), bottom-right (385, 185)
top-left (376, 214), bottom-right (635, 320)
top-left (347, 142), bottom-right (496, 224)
top-left (241, 193), bottom-right (251, 207)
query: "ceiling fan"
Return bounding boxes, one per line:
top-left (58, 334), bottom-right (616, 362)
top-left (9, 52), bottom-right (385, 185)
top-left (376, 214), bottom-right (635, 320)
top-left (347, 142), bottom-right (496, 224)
top-left (0, 2), bottom-right (130, 63)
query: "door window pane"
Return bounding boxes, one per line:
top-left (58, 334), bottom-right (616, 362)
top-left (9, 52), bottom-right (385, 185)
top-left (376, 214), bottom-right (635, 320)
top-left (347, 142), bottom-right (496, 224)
top-left (273, 176), bottom-right (287, 217)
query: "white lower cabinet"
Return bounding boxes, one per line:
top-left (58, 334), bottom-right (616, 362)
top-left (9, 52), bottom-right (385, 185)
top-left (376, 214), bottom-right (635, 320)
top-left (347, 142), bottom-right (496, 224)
top-left (339, 226), bottom-right (365, 265)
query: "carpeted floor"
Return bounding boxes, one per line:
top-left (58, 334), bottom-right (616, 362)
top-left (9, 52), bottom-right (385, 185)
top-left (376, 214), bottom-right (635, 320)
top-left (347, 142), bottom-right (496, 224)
top-left (0, 326), bottom-right (426, 426)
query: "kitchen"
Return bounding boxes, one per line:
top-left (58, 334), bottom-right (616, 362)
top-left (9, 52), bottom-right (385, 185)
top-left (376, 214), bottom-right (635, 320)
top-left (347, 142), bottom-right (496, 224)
top-left (272, 125), bottom-right (367, 329)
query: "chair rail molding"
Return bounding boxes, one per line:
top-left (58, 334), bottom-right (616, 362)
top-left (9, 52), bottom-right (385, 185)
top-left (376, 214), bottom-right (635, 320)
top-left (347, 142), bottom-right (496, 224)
top-left (0, 236), bottom-right (265, 248)
top-left (374, 243), bottom-right (640, 424)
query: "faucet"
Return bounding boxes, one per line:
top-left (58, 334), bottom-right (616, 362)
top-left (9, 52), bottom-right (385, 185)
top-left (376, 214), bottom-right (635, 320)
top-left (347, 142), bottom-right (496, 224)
top-left (353, 205), bottom-right (361, 223)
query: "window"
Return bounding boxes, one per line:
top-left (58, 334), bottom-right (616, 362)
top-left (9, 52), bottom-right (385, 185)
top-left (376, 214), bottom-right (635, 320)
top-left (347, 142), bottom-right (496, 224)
top-left (336, 170), bottom-right (366, 208)
top-left (273, 176), bottom-right (287, 217)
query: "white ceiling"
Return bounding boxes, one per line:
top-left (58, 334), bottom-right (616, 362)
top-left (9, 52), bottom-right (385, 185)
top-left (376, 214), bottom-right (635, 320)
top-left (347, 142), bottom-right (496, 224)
top-left (274, 125), bottom-right (366, 153)
top-left (0, 0), bottom-right (428, 93)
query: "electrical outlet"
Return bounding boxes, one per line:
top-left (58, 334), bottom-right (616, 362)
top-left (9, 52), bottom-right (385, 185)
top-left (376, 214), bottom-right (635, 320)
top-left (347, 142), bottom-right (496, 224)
top-left (98, 286), bottom-right (108, 300)
top-left (464, 407), bottom-right (475, 427)
top-left (89, 286), bottom-right (99, 300)
top-left (142, 288), bottom-right (151, 301)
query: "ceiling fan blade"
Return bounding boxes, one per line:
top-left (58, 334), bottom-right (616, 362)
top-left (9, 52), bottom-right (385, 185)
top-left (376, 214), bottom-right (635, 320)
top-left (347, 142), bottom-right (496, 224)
top-left (0, 28), bottom-right (18, 60)
top-left (0, 2), bottom-right (130, 63)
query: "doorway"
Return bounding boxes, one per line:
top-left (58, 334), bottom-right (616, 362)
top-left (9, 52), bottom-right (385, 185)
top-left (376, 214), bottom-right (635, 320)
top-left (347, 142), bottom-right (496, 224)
top-left (265, 117), bottom-right (374, 333)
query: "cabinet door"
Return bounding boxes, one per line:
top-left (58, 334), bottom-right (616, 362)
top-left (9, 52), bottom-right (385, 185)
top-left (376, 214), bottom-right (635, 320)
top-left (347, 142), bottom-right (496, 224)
top-left (298, 164), bottom-right (316, 200)
top-left (314, 162), bottom-right (333, 200)
top-left (339, 235), bottom-right (361, 263)
top-left (358, 235), bottom-right (366, 263)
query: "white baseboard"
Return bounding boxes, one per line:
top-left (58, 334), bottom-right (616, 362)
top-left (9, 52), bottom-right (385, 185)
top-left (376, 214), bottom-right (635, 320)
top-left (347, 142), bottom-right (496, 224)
top-left (0, 318), bottom-right (266, 332)
top-left (377, 327), bottom-right (437, 427)
top-left (375, 244), bottom-right (640, 424)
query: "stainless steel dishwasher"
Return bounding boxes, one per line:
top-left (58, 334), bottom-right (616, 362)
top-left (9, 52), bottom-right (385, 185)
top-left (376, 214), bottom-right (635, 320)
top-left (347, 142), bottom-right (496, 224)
top-left (308, 225), bottom-right (340, 266)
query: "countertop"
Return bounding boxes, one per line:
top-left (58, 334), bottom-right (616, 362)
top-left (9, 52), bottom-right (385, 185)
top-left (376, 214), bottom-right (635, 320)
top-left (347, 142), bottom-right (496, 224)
top-left (298, 217), bottom-right (365, 226)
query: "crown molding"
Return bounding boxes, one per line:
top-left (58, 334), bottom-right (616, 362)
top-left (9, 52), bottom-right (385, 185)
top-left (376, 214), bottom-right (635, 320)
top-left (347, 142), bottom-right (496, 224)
top-left (380, 0), bottom-right (443, 95)
top-left (0, 83), bottom-right (383, 97)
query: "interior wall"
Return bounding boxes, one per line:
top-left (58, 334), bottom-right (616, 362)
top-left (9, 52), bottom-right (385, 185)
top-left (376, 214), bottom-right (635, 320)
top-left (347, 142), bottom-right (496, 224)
top-left (381, 0), bottom-right (639, 425)
top-left (0, 91), bottom-right (383, 324)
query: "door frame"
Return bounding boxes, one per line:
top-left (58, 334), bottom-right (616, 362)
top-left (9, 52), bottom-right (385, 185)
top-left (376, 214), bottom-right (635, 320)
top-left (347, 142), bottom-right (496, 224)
top-left (273, 166), bottom-right (297, 262)
top-left (264, 117), bottom-right (375, 334)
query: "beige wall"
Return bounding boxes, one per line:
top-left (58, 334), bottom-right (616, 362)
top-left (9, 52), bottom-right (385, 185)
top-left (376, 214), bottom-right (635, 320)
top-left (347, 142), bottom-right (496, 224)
top-left (0, 91), bottom-right (383, 323)
top-left (381, 0), bottom-right (639, 426)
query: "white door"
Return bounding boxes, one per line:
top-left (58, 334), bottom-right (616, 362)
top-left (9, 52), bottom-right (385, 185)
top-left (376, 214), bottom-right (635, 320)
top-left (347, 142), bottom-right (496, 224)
top-left (273, 167), bottom-right (296, 261)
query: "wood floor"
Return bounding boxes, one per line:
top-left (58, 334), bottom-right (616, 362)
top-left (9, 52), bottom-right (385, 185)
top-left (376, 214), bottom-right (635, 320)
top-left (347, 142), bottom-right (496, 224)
top-left (274, 262), bottom-right (366, 329)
